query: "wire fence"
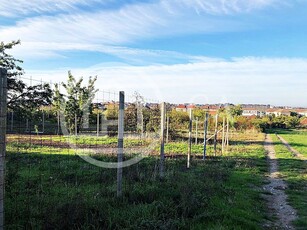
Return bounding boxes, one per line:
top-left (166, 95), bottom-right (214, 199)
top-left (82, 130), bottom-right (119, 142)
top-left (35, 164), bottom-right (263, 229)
top-left (3, 74), bottom-right (241, 228)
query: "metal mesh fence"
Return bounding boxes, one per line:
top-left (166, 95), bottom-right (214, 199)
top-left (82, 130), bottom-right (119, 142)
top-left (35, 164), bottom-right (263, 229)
top-left (3, 75), bottom-right (235, 228)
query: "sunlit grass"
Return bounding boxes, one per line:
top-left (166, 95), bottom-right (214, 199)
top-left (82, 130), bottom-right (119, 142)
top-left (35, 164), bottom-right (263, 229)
top-left (5, 132), bottom-right (269, 229)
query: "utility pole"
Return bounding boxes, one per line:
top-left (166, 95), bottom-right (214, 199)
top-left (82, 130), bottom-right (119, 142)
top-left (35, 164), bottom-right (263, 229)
top-left (117, 91), bottom-right (125, 197)
top-left (203, 112), bottom-right (209, 160)
top-left (160, 102), bottom-right (166, 178)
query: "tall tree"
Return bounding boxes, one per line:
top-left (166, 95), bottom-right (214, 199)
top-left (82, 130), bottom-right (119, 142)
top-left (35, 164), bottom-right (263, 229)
top-left (0, 40), bottom-right (52, 113)
top-left (54, 71), bottom-right (97, 134)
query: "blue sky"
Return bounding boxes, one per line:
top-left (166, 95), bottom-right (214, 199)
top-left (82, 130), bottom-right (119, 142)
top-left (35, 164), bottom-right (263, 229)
top-left (1, 0), bottom-right (307, 106)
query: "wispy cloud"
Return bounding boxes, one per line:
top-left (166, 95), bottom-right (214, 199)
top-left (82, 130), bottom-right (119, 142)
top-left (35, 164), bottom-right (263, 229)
top-left (0, 0), bottom-right (285, 60)
top-left (0, 0), bottom-right (110, 17)
top-left (26, 57), bottom-right (307, 106)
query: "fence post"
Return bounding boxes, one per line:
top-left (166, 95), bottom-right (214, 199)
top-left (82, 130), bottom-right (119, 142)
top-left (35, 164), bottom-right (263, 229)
top-left (97, 112), bottom-right (100, 137)
top-left (203, 112), bottom-right (209, 160)
top-left (57, 111), bottom-right (60, 135)
top-left (117, 91), bottom-right (124, 197)
top-left (75, 114), bottom-right (77, 136)
top-left (160, 102), bottom-right (166, 178)
top-left (226, 117), bottom-right (230, 149)
top-left (195, 117), bottom-right (198, 144)
top-left (166, 116), bottom-right (169, 143)
top-left (0, 68), bottom-right (8, 229)
top-left (214, 113), bottom-right (218, 157)
top-left (42, 111), bottom-right (45, 133)
top-left (187, 108), bottom-right (192, 168)
top-left (10, 111), bottom-right (13, 132)
top-left (222, 116), bottom-right (225, 155)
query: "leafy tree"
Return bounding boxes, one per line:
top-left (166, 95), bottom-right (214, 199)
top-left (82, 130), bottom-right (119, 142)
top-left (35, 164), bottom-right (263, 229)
top-left (53, 72), bottom-right (97, 134)
top-left (143, 106), bottom-right (160, 133)
top-left (228, 105), bottom-right (243, 117)
top-left (125, 104), bottom-right (137, 132)
top-left (104, 103), bottom-right (119, 120)
top-left (0, 40), bottom-right (52, 113)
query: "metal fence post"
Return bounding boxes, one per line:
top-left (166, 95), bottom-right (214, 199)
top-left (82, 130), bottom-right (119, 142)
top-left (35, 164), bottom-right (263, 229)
top-left (187, 108), bottom-right (192, 168)
top-left (203, 112), bottom-right (209, 160)
top-left (160, 102), bottom-right (166, 178)
top-left (117, 91), bottom-right (124, 197)
top-left (0, 68), bottom-right (8, 229)
top-left (214, 113), bottom-right (218, 157)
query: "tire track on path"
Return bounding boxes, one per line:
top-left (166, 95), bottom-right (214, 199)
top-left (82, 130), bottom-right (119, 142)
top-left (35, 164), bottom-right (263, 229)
top-left (263, 134), bottom-right (297, 229)
top-left (276, 134), bottom-right (307, 162)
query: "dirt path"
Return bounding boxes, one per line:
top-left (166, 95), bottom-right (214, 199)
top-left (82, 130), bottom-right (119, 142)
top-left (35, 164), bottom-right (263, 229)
top-left (276, 134), bottom-right (307, 162)
top-left (263, 134), bottom-right (297, 229)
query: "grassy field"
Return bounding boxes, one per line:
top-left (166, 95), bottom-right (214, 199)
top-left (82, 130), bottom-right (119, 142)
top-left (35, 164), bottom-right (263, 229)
top-left (270, 131), bottom-right (307, 229)
top-left (5, 132), bottom-right (269, 229)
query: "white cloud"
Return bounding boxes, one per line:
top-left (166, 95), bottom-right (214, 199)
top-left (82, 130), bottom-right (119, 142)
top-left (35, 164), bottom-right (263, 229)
top-left (0, 0), bottom-right (109, 17)
top-left (0, 0), bottom-right (285, 60)
top-left (25, 57), bottom-right (307, 106)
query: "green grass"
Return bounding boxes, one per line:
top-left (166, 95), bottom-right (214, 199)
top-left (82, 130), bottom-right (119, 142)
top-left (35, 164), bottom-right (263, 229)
top-left (271, 133), bottom-right (307, 229)
top-left (5, 133), bottom-right (268, 229)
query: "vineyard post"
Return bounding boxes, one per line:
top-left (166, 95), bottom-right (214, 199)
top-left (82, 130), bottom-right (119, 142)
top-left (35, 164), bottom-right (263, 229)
top-left (160, 102), bottom-right (166, 178)
top-left (203, 112), bottom-right (209, 160)
top-left (117, 91), bottom-right (125, 197)
top-left (0, 68), bottom-right (7, 229)
top-left (187, 108), bottom-right (192, 168)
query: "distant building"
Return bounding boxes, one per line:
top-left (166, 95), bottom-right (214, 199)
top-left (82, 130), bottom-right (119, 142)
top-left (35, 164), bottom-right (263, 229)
top-left (175, 104), bottom-right (187, 112)
top-left (242, 108), bottom-right (262, 117)
top-left (266, 109), bottom-right (291, 117)
top-left (295, 109), bottom-right (307, 117)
